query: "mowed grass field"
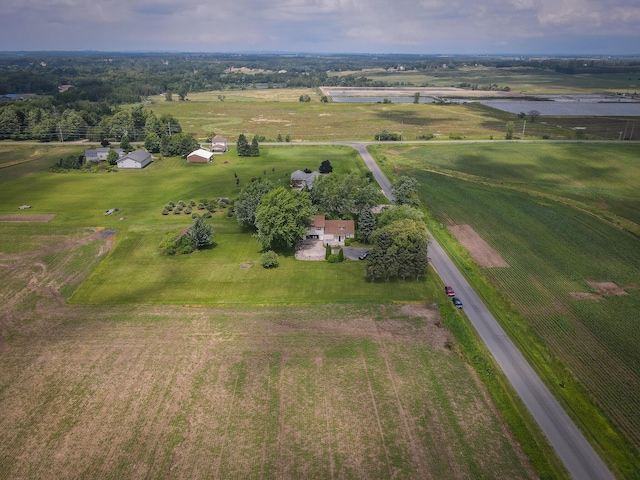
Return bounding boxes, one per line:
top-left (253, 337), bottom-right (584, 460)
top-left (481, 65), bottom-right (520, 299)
top-left (0, 205), bottom-right (541, 479)
top-left (371, 142), bottom-right (640, 473)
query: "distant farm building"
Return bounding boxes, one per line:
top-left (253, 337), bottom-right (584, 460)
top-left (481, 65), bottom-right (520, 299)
top-left (211, 136), bottom-right (228, 153)
top-left (117, 150), bottom-right (153, 169)
top-left (187, 149), bottom-right (214, 163)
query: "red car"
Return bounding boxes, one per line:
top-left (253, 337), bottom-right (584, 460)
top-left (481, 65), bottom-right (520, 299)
top-left (445, 286), bottom-right (455, 297)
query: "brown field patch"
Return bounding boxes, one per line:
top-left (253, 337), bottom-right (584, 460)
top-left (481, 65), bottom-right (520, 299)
top-left (588, 281), bottom-right (628, 296)
top-left (0, 213), bottom-right (56, 222)
top-left (448, 224), bottom-right (510, 268)
top-left (570, 292), bottom-right (603, 300)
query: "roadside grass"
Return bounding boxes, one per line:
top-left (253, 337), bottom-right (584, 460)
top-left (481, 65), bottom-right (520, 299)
top-left (373, 143), bottom-right (640, 477)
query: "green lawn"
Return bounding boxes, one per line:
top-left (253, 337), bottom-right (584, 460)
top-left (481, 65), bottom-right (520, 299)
top-left (0, 145), bottom-right (434, 306)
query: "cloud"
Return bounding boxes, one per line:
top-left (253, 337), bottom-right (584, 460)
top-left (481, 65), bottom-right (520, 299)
top-left (0, 0), bottom-right (637, 53)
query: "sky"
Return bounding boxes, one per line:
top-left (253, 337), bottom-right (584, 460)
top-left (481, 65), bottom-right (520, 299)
top-left (1, 0), bottom-right (639, 55)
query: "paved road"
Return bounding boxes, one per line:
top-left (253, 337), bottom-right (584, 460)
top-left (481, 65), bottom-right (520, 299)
top-left (349, 141), bottom-right (615, 480)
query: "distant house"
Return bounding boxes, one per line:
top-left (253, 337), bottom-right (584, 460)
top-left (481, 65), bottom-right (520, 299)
top-left (187, 149), bottom-right (214, 163)
top-left (117, 150), bottom-right (153, 169)
top-left (84, 148), bottom-right (123, 162)
top-left (290, 170), bottom-right (320, 190)
top-left (211, 136), bottom-right (228, 153)
top-left (306, 215), bottom-right (354, 245)
top-left (58, 84), bottom-right (73, 93)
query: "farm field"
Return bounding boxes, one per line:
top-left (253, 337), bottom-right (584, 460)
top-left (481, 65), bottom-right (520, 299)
top-left (145, 88), bottom-right (637, 142)
top-left (0, 217), bottom-right (542, 479)
top-left (328, 66), bottom-right (640, 94)
top-left (370, 142), bottom-right (640, 473)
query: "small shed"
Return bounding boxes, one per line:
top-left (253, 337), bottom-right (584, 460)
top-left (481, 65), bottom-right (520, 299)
top-left (187, 149), bottom-right (214, 163)
top-left (117, 150), bottom-right (153, 169)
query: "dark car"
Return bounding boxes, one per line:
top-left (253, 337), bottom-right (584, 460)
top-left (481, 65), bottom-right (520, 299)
top-left (358, 251), bottom-right (369, 260)
top-left (452, 297), bottom-right (463, 309)
top-left (444, 285), bottom-right (455, 297)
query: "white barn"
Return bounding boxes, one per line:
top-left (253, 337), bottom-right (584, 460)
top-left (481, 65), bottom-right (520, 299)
top-left (117, 150), bottom-right (153, 169)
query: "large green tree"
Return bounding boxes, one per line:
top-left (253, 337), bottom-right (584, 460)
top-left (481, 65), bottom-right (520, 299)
top-left (310, 173), bottom-right (379, 219)
top-left (391, 176), bottom-right (420, 208)
top-left (163, 132), bottom-right (199, 157)
top-left (357, 209), bottom-right (376, 243)
top-left (366, 219), bottom-right (429, 281)
top-left (235, 179), bottom-right (275, 229)
top-left (236, 133), bottom-right (250, 156)
top-left (255, 187), bottom-right (313, 250)
top-left (188, 214), bottom-right (214, 250)
top-left (376, 205), bottom-right (425, 229)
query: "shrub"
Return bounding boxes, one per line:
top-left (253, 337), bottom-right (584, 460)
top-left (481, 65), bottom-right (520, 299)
top-left (185, 207), bottom-right (192, 215)
top-left (189, 200), bottom-right (196, 207)
top-left (162, 209), bottom-right (170, 215)
top-left (168, 201), bottom-right (175, 207)
top-left (338, 248), bottom-right (344, 262)
top-left (165, 204), bottom-right (174, 211)
top-left (325, 244), bottom-right (332, 260)
top-left (203, 211), bottom-right (212, 219)
top-left (327, 254), bottom-right (340, 263)
top-left (192, 212), bottom-right (198, 219)
top-left (198, 203), bottom-right (205, 210)
top-left (173, 209), bottom-right (181, 215)
top-left (178, 201), bottom-right (185, 207)
top-left (260, 250), bottom-right (279, 268)
top-left (344, 238), bottom-right (351, 246)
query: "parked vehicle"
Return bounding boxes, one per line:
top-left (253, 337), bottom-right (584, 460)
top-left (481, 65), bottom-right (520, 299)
top-left (452, 297), bottom-right (463, 309)
top-left (358, 251), bottom-right (369, 260)
top-left (445, 285), bottom-right (455, 296)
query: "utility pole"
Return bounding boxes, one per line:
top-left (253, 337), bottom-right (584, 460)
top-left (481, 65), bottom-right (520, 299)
top-left (522, 120), bottom-right (526, 138)
top-left (58, 123), bottom-right (64, 143)
top-left (622, 120), bottom-right (629, 140)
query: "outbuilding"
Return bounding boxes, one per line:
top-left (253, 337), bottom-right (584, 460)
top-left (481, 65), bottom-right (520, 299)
top-left (187, 149), bottom-right (214, 163)
top-left (117, 150), bottom-right (153, 169)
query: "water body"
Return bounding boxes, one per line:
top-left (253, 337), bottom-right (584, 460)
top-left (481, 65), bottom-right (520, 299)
top-left (480, 99), bottom-right (640, 116)
top-left (330, 96), bottom-right (436, 104)
top-left (327, 92), bottom-right (640, 116)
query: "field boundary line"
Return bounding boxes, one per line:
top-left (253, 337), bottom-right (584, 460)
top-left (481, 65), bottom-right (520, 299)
top-left (361, 350), bottom-right (392, 477)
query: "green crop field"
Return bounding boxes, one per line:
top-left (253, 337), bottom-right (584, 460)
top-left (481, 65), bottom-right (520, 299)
top-left (371, 142), bottom-right (640, 475)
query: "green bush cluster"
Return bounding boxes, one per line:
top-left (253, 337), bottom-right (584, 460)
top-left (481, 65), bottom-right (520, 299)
top-left (260, 250), bottom-right (279, 268)
top-left (158, 233), bottom-right (194, 255)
